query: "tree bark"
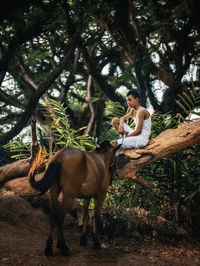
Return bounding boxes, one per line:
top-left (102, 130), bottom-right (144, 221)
top-left (0, 158), bottom-right (31, 185)
top-left (0, 118), bottom-right (39, 186)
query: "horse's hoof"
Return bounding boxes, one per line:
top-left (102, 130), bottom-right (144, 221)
top-left (93, 242), bottom-right (101, 250)
top-left (44, 247), bottom-right (53, 256)
top-left (45, 236), bottom-right (53, 256)
top-left (79, 235), bottom-right (87, 246)
top-left (56, 241), bottom-right (70, 256)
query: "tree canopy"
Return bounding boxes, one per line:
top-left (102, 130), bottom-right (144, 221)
top-left (1, 0), bottom-right (200, 240)
top-left (0, 0), bottom-right (200, 145)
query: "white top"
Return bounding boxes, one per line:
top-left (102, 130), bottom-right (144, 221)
top-left (117, 107), bottom-right (152, 148)
top-left (133, 107), bottom-right (151, 140)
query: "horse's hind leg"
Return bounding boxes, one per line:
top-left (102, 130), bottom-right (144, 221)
top-left (55, 205), bottom-right (70, 256)
top-left (45, 184), bottom-right (60, 256)
top-left (79, 198), bottom-right (90, 246)
top-left (56, 196), bottom-right (73, 256)
top-left (93, 191), bottom-right (107, 250)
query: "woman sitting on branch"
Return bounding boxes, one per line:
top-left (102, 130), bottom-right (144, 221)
top-left (111, 89), bottom-right (152, 149)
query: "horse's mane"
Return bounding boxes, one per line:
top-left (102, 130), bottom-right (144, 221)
top-left (95, 140), bottom-right (112, 154)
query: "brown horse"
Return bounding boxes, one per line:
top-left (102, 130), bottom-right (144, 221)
top-left (29, 141), bottom-right (120, 256)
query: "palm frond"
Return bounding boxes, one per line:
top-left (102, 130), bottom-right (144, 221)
top-left (46, 99), bottom-right (96, 150)
top-left (176, 86), bottom-right (200, 120)
top-left (4, 140), bottom-right (30, 160)
top-left (105, 101), bottom-right (125, 118)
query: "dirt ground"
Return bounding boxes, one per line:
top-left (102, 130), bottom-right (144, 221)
top-left (1, 193), bottom-right (200, 266)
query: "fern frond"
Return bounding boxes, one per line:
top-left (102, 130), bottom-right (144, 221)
top-left (176, 87), bottom-right (200, 120)
top-left (46, 99), bottom-right (96, 151)
top-left (177, 94), bottom-right (192, 110)
top-left (105, 101), bottom-right (125, 118)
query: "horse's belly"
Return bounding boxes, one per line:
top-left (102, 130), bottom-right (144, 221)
top-left (78, 178), bottom-right (102, 198)
top-left (79, 176), bottom-right (110, 198)
top-left (77, 193), bottom-right (95, 199)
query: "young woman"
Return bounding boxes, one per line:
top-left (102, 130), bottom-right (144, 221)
top-left (111, 90), bottom-right (151, 149)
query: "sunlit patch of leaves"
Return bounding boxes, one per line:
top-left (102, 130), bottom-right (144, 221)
top-left (104, 100), bottom-right (125, 118)
top-left (46, 99), bottom-right (96, 151)
top-left (4, 140), bottom-right (30, 160)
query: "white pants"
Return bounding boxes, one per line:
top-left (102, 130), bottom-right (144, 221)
top-left (117, 123), bottom-right (149, 149)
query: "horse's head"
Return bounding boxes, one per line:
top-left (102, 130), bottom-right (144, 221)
top-left (95, 140), bottom-right (122, 182)
top-left (96, 140), bottom-right (121, 153)
top-left (95, 140), bottom-right (121, 167)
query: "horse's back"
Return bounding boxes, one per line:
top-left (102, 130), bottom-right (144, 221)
top-left (53, 147), bottom-right (110, 198)
top-left (54, 148), bottom-right (87, 192)
top-left (78, 151), bottom-right (109, 197)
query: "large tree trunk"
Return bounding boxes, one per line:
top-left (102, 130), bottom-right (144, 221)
top-left (0, 120), bottom-right (200, 191)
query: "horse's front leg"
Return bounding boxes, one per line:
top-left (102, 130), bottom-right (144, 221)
top-left (79, 198), bottom-right (90, 246)
top-left (93, 191), bottom-right (107, 250)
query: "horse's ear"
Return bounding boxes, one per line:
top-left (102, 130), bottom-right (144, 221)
top-left (95, 140), bottom-right (112, 153)
top-left (99, 140), bottom-right (111, 149)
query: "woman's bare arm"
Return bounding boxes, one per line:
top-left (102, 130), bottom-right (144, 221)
top-left (118, 109), bottom-right (134, 134)
top-left (127, 109), bottom-right (146, 137)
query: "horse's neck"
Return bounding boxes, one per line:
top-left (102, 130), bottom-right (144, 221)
top-left (102, 153), bottom-right (112, 169)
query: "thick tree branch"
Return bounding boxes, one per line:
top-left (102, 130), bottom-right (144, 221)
top-left (0, 119), bottom-right (38, 185)
top-left (17, 56), bottom-right (39, 91)
top-left (61, 48), bottom-right (80, 104)
top-left (80, 45), bottom-right (123, 103)
top-left (62, 0), bottom-right (123, 104)
top-left (117, 120), bottom-right (200, 186)
top-left (0, 89), bottom-right (24, 108)
top-left (0, 42), bottom-right (76, 146)
top-left (0, 45), bottom-right (7, 86)
top-left (84, 75), bottom-right (95, 135)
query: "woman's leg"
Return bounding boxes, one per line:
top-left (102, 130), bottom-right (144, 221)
top-left (117, 136), bottom-right (137, 149)
top-left (111, 117), bottom-right (120, 133)
top-left (117, 136), bottom-right (149, 149)
top-left (111, 118), bottom-right (132, 136)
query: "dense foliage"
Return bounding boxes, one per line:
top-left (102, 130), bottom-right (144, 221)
top-left (1, 0), bottom-right (200, 145)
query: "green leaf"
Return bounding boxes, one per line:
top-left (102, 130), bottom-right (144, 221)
top-left (45, 99), bottom-right (96, 151)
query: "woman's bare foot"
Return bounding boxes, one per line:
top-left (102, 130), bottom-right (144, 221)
top-left (110, 140), bottom-right (117, 147)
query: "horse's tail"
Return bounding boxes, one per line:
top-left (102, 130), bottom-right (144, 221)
top-left (29, 147), bottom-right (61, 194)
